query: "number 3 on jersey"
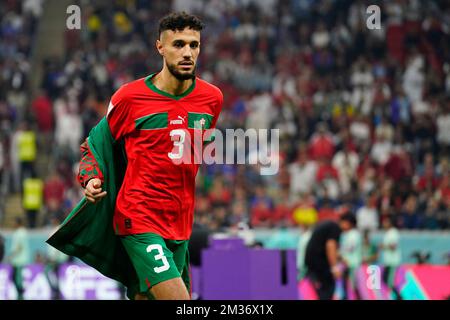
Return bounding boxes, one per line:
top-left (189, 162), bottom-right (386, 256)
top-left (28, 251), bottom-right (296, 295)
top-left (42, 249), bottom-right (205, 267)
top-left (147, 244), bottom-right (170, 273)
top-left (168, 129), bottom-right (185, 160)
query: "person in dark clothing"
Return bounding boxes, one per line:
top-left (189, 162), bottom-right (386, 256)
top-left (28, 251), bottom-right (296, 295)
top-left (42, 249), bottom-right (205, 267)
top-left (188, 222), bottom-right (211, 267)
top-left (304, 213), bottom-right (355, 300)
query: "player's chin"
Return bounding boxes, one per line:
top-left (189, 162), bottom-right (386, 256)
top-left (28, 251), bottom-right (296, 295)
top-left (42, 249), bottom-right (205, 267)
top-left (175, 68), bottom-right (195, 80)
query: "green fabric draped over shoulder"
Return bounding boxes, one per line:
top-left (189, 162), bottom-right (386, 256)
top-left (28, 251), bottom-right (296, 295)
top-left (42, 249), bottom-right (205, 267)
top-left (46, 117), bottom-right (139, 299)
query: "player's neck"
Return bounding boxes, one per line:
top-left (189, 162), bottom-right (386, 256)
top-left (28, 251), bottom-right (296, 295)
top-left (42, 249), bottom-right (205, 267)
top-left (153, 69), bottom-right (193, 96)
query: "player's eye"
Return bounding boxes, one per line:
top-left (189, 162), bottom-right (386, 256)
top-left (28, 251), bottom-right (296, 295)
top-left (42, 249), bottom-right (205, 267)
top-left (190, 42), bottom-right (199, 49)
top-left (173, 41), bottom-right (184, 48)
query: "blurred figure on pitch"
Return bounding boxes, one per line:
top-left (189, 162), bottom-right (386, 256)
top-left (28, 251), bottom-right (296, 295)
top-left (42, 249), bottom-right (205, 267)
top-left (295, 213), bottom-right (315, 281)
top-left (6, 217), bottom-right (30, 300)
top-left (45, 216), bottom-right (68, 300)
top-left (304, 213), bottom-right (355, 300)
top-left (340, 214), bottom-right (362, 299)
top-left (380, 215), bottom-right (402, 300)
top-left (361, 229), bottom-right (379, 265)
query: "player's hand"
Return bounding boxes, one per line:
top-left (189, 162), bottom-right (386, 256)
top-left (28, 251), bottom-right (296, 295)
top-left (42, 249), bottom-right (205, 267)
top-left (85, 178), bottom-right (107, 203)
top-left (331, 265), bottom-right (342, 279)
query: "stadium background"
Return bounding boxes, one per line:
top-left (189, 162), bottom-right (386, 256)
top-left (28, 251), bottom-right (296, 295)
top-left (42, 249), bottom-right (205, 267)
top-left (0, 0), bottom-right (449, 300)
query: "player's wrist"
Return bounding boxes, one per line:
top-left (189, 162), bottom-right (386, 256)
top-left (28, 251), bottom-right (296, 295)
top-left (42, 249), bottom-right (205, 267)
top-left (330, 265), bottom-right (340, 273)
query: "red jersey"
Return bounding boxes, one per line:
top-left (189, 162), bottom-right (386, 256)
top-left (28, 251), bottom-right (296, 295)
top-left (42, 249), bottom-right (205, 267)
top-left (78, 74), bottom-right (223, 240)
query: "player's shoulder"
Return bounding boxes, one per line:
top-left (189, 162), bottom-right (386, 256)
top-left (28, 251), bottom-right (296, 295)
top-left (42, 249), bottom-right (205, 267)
top-left (111, 77), bottom-right (147, 103)
top-left (195, 77), bottom-right (223, 102)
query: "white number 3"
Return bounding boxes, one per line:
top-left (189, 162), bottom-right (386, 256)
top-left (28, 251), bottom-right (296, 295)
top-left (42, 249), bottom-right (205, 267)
top-left (146, 244), bottom-right (170, 273)
top-left (168, 129), bottom-right (185, 160)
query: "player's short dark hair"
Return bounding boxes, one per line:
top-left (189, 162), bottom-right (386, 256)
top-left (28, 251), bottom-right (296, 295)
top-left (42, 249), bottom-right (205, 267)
top-left (339, 212), bottom-right (357, 227)
top-left (158, 12), bottom-right (204, 37)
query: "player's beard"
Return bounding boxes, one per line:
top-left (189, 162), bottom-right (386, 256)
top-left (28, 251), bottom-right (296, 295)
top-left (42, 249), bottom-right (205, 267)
top-left (167, 61), bottom-right (196, 81)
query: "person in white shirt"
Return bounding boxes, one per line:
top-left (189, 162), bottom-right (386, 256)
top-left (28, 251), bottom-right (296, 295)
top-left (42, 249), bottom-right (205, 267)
top-left (380, 216), bottom-right (402, 300)
top-left (356, 191), bottom-right (379, 231)
top-left (288, 149), bottom-right (317, 201)
top-left (332, 145), bottom-right (359, 194)
top-left (7, 217), bottom-right (30, 300)
top-left (296, 222), bottom-right (313, 281)
top-left (340, 214), bottom-right (362, 299)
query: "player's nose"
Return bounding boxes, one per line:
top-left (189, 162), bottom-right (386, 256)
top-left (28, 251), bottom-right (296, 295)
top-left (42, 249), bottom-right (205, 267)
top-left (182, 45), bottom-right (193, 59)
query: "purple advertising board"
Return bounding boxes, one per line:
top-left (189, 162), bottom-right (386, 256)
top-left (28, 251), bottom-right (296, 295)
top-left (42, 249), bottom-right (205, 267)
top-left (0, 263), bottom-right (121, 300)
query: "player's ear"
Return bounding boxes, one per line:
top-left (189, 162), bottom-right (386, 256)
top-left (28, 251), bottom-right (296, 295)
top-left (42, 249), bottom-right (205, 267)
top-left (156, 39), bottom-right (164, 56)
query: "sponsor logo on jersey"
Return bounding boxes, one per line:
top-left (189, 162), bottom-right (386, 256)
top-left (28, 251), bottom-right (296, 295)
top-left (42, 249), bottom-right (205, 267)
top-left (170, 115), bottom-right (186, 125)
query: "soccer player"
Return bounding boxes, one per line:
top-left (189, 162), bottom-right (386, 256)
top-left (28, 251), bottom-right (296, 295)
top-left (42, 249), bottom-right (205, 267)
top-left (48, 12), bottom-right (223, 300)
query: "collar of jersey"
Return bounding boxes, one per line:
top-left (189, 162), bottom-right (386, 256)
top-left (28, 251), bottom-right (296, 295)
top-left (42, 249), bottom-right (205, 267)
top-left (144, 72), bottom-right (196, 100)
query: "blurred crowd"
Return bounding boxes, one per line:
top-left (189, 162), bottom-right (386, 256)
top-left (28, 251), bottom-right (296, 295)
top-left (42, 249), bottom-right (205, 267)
top-left (0, 0), bottom-right (449, 232)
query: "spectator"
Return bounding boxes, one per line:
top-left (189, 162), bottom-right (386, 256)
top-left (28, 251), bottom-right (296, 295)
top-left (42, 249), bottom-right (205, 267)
top-left (315, 158), bottom-right (340, 201)
top-left (332, 143), bottom-right (359, 194)
top-left (371, 130), bottom-right (393, 166)
top-left (436, 103), bottom-right (450, 150)
top-left (250, 186), bottom-right (274, 228)
top-left (31, 89), bottom-right (53, 152)
top-left (399, 194), bottom-right (421, 229)
top-left (288, 146), bottom-right (317, 201)
top-left (309, 122), bottom-right (335, 161)
top-left (356, 191), bottom-right (379, 231)
top-left (421, 198), bottom-right (440, 230)
top-left (43, 170), bottom-right (66, 223)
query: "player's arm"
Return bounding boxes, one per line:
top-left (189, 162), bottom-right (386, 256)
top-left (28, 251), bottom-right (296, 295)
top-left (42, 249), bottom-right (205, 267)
top-left (78, 139), bottom-right (106, 203)
top-left (78, 84), bottom-right (133, 203)
top-left (326, 239), bottom-right (341, 279)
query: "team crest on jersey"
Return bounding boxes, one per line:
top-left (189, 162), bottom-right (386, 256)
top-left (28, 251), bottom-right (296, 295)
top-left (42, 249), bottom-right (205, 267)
top-left (194, 118), bottom-right (206, 129)
top-left (170, 115), bottom-right (186, 125)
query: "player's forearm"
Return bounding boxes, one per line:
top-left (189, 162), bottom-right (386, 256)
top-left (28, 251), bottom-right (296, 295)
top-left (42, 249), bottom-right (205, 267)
top-left (78, 139), bottom-right (104, 188)
top-left (326, 239), bottom-right (339, 268)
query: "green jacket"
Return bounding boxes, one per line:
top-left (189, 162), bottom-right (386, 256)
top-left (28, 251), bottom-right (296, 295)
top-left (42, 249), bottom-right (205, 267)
top-left (46, 117), bottom-right (139, 298)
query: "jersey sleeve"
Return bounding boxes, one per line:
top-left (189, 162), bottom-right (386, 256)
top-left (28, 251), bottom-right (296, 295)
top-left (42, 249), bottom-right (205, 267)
top-left (106, 84), bottom-right (135, 141)
top-left (78, 139), bottom-right (104, 188)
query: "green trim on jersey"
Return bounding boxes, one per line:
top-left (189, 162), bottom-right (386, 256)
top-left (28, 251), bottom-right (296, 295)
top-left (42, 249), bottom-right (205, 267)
top-left (145, 73), bottom-right (196, 100)
top-left (135, 112), bottom-right (168, 130)
top-left (188, 112), bottom-right (213, 129)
